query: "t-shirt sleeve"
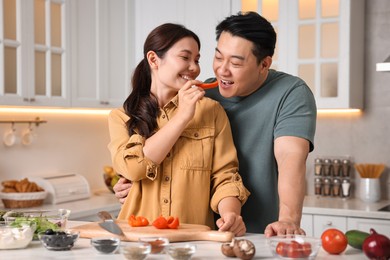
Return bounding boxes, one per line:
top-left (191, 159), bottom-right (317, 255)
top-left (273, 82), bottom-right (317, 151)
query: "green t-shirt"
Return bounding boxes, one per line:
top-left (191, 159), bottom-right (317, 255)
top-left (206, 70), bottom-right (317, 233)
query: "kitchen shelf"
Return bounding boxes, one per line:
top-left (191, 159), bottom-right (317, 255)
top-left (0, 117), bottom-right (47, 126)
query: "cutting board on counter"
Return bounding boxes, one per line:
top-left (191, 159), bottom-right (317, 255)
top-left (70, 220), bottom-right (234, 242)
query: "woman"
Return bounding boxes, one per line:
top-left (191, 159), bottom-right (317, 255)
top-left (107, 23), bottom-right (250, 236)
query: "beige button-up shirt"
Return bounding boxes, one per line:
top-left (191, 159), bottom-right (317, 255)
top-left (108, 95), bottom-right (250, 228)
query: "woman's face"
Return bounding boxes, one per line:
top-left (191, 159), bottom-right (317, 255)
top-left (154, 37), bottom-right (200, 91)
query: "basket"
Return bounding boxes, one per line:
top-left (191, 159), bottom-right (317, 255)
top-left (0, 191), bottom-right (47, 208)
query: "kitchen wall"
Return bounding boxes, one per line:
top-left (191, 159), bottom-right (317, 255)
top-left (1, 1), bottom-right (390, 200)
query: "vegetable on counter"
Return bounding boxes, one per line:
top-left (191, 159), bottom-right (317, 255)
top-left (128, 215), bottom-right (149, 227)
top-left (152, 216), bottom-right (180, 229)
top-left (362, 228), bottom-right (390, 260)
top-left (346, 229), bottom-right (370, 250)
top-left (321, 228), bottom-right (348, 255)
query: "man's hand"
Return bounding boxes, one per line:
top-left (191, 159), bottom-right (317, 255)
top-left (264, 220), bottom-right (306, 238)
top-left (113, 177), bottom-right (132, 204)
top-left (216, 212), bottom-right (246, 237)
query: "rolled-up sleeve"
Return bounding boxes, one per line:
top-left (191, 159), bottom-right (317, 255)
top-left (209, 103), bottom-right (250, 213)
top-left (107, 109), bottom-right (159, 181)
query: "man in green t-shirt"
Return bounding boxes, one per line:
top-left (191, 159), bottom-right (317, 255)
top-left (113, 11), bottom-right (316, 236)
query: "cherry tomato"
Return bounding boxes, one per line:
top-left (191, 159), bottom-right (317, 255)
top-left (287, 241), bottom-right (303, 258)
top-left (128, 215), bottom-right (149, 227)
top-left (301, 242), bottom-right (312, 257)
top-left (275, 242), bottom-right (288, 257)
top-left (321, 228), bottom-right (348, 254)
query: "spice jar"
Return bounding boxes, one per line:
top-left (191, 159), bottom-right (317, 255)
top-left (332, 178), bottom-right (341, 197)
top-left (314, 178), bottom-right (322, 195)
top-left (341, 179), bottom-right (351, 198)
top-left (323, 159), bottom-right (332, 176)
top-left (332, 159), bottom-right (341, 177)
top-left (314, 158), bottom-right (323, 176)
top-left (323, 178), bottom-right (332, 196)
top-left (341, 159), bottom-right (351, 177)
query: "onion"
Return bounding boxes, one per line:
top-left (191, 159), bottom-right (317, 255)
top-left (362, 228), bottom-right (390, 260)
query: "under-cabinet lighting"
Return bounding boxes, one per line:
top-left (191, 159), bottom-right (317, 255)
top-left (376, 55), bottom-right (390, 72)
top-left (317, 109), bottom-right (362, 116)
top-left (0, 107), bottom-right (111, 115)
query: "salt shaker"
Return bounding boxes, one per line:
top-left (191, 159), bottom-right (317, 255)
top-left (314, 158), bottom-right (323, 176)
top-left (341, 179), bottom-right (351, 198)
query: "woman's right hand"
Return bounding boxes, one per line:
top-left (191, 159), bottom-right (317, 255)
top-left (113, 177), bottom-right (132, 204)
top-left (176, 80), bottom-right (205, 123)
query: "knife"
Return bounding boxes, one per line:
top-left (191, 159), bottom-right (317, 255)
top-left (97, 211), bottom-right (124, 236)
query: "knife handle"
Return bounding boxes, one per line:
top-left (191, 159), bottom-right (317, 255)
top-left (98, 211), bottom-right (114, 221)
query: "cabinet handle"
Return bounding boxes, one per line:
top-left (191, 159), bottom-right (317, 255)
top-left (100, 101), bottom-right (110, 105)
top-left (23, 98), bottom-right (35, 102)
top-left (326, 221), bottom-right (333, 226)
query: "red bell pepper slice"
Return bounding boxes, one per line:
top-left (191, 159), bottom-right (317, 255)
top-left (167, 216), bottom-right (180, 229)
top-left (152, 216), bottom-right (168, 229)
top-left (128, 215), bottom-right (149, 227)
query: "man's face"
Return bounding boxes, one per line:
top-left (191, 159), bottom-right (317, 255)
top-left (213, 32), bottom-right (269, 97)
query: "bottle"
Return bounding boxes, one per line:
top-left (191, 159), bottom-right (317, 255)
top-left (323, 159), bottom-right (332, 176)
top-left (341, 179), bottom-right (351, 198)
top-left (314, 178), bottom-right (322, 195)
top-left (332, 159), bottom-right (341, 177)
top-left (332, 178), bottom-right (341, 197)
top-left (314, 158), bottom-right (323, 176)
top-left (323, 178), bottom-right (332, 196)
top-left (342, 159), bottom-right (351, 177)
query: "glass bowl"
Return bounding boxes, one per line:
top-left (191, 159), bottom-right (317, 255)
top-left (166, 243), bottom-right (197, 260)
top-left (38, 229), bottom-right (79, 251)
top-left (91, 237), bottom-right (120, 254)
top-left (121, 242), bottom-right (151, 260)
top-left (268, 235), bottom-right (321, 259)
top-left (0, 221), bottom-right (34, 249)
top-left (139, 237), bottom-right (169, 254)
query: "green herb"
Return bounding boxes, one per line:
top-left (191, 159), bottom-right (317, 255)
top-left (10, 217), bottom-right (60, 240)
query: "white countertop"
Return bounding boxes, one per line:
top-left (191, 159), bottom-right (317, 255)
top-left (0, 221), bottom-right (367, 260)
top-left (303, 195), bottom-right (390, 220)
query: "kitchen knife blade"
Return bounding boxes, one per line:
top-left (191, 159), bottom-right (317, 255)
top-left (97, 211), bottom-right (124, 236)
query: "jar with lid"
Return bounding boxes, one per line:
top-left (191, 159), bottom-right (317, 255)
top-left (323, 178), bottom-right (332, 196)
top-left (314, 178), bottom-right (322, 195)
top-left (341, 179), bottom-right (351, 198)
top-left (314, 158), bottom-right (323, 176)
top-left (341, 159), bottom-right (351, 177)
top-left (332, 178), bottom-right (341, 197)
top-left (323, 159), bottom-right (332, 176)
top-left (332, 159), bottom-right (341, 177)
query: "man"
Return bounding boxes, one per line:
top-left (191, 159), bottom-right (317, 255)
top-left (113, 11), bottom-right (316, 236)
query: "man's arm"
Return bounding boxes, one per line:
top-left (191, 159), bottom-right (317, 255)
top-left (264, 136), bottom-right (309, 237)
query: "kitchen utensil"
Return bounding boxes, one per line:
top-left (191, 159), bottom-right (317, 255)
top-left (21, 123), bottom-right (35, 146)
top-left (97, 211), bottom-right (124, 236)
top-left (355, 164), bottom-right (385, 178)
top-left (70, 220), bottom-right (234, 242)
top-left (3, 123), bottom-right (17, 147)
top-left (359, 178), bottom-right (381, 203)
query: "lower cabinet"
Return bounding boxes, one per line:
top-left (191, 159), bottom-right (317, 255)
top-left (301, 213), bottom-right (389, 237)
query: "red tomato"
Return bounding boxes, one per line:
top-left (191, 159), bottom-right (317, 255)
top-left (287, 241), bottom-right (303, 258)
top-left (275, 242), bottom-right (288, 257)
top-left (321, 228), bottom-right (348, 254)
top-left (301, 242), bottom-right (312, 257)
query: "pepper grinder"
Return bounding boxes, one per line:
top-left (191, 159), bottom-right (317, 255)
top-left (323, 159), bottom-right (332, 176)
top-left (314, 178), bottom-right (322, 196)
top-left (332, 159), bottom-right (341, 177)
top-left (314, 158), bottom-right (323, 176)
top-left (342, 159), bottom-right (351, 177)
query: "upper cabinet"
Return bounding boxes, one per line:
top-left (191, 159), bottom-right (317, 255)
top-left (255, 0), bottom-right (365, 109)
top-left (0, 0), bottom-right (71, 107)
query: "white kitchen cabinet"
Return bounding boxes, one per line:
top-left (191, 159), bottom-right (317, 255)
top-left (301, 214), bottom-right (314, 236)
top-left (134, 0), bottom-right (241, 81)
top-left (69, 0), bottom-right (133, 108)
top-left (348, 217), bottom-right (390, 235)
top-left (255, 0), bottom-right (365, 109)
top-left (0, 0), bottom-right (71, 107)
top-left (313, 215), bottom-right (347, 237)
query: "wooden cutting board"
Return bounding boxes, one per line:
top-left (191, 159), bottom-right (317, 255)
top-left (70, 220), bottom-right (234, 242)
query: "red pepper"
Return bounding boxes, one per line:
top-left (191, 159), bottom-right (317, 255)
top-left (196, 78), bottom-right (218, 89)
top-left (128, 215), bottom-right (149, 227)
top-left (152, 216), bottom-right (180, 229)
top-left (152, 216), bottom-right (168, 229)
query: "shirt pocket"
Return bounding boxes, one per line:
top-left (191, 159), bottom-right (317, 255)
top-left (176, 128), bottom-right (214, 171)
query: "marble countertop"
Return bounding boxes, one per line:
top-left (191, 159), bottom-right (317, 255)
top-left (303, 195), bottom-right (390, 219)
top-left (0, 221), bottom-right (367, 260)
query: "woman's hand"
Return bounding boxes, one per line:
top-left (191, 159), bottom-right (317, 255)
top-left (216, 212), bottom-right (246, 237)
top-left (176, 80), bottom-right (205, 124)
top-left (113, 177), bottom-right (132, 204)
